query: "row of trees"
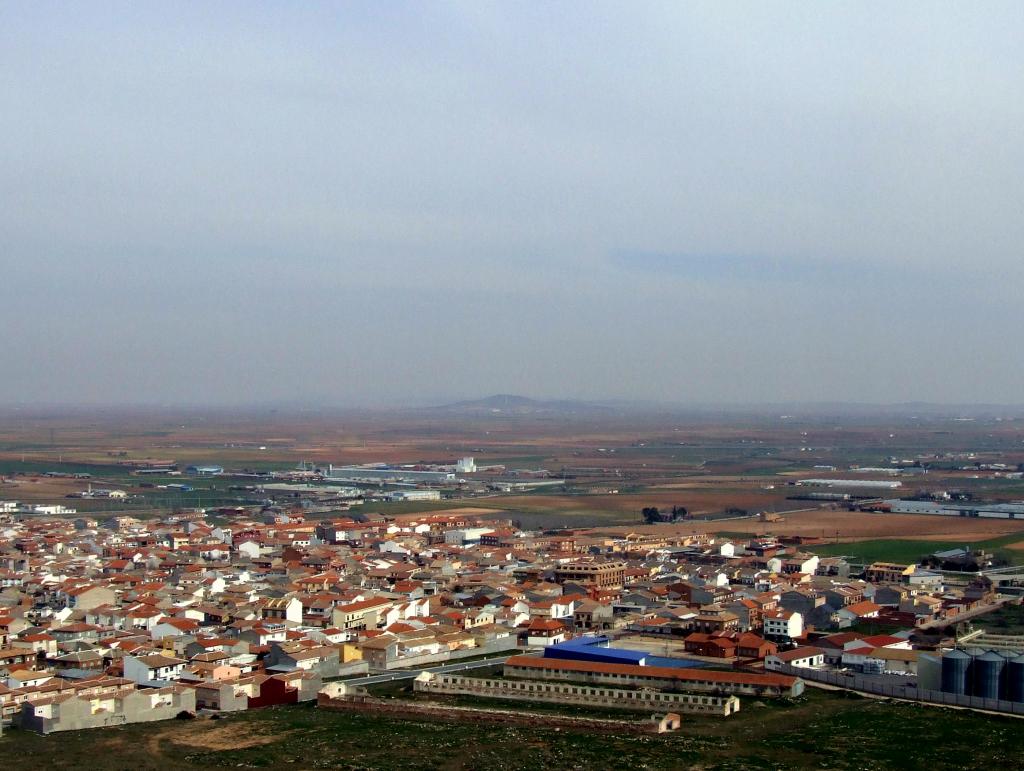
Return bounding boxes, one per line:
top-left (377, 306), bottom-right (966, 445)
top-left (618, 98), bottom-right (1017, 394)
top-left (641, 505), bottom-right (689, 524)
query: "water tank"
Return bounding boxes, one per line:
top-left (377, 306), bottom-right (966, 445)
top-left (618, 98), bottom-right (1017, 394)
top-left (1007, 655), bottom-right (1024, 703)
top-left (972, 651), bottom-right (1005, 700)
top-left (941, 649), bottom-right (971, 695)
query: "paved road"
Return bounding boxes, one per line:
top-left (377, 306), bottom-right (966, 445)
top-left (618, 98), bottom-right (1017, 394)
top-left (339, 655), bottom-right (512, 687)
top-left (916, 599), bottom-right (1010, 630)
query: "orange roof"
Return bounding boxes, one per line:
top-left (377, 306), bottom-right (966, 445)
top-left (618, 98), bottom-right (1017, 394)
top-left (505, 655), bottom-right (798, 688)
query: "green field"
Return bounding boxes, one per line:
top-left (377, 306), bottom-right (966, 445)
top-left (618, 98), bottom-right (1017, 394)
top-left (808, 532), bottom-right (1024, 566)
top-left (974, 603), bottom-right (1024, 635)
top-left (2, 689), bottom-right (1023, 770)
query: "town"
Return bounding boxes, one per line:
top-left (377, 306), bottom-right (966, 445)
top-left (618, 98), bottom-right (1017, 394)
top-left (1, 473), bottom-right (1022, 740)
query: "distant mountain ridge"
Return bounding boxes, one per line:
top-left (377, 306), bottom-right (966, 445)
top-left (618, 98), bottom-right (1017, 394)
top-left (420, 395), bottom-right (1024, 420)
top-left (433, 394), bottom-right (613, 415)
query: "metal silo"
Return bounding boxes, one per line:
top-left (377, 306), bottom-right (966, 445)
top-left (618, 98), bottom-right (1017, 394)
top-left (1007, 654), bottom-right (1024, 703)
top-left (941, 649), bottom-right (971, 695)
top-left (917, 652), bottom-right (942, 692)
top-left (971, 651), bottom-right (1005, 700)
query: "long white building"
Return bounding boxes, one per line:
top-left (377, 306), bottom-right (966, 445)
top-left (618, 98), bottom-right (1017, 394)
top-left (327, 465), bottom-right (456, 484)
top-left (799, 479), bottom-right (903, 490)
top-left (885, 500), bottom-right (1024, 520)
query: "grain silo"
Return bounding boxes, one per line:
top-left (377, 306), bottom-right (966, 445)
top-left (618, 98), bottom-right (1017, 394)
top-left (971, 651), bottom-right (1005, 700)
top-left (1006, 654), bottom-right (1024, 703)
top-left (940, 649), bottom-right (971, 695)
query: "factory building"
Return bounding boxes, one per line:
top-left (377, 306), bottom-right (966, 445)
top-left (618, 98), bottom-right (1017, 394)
top-left (327, 465), bottom-right (456, 484)
top-left (186, 465), bottom-right (224, 476)
top-left (387, 490), bottom-right (442, 502)
top-left (799, 479), bottom-right (903, 490)
top-left (542, 637), bottom-right (648, 666)
top-left (504, 655), bottom-right (803, 698)
top-left (885, 500), bottom-right (1024, 520)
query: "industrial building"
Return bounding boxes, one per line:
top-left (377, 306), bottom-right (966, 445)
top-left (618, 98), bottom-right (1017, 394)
top-left (326, 465), bottom-right (456, 484)
top-left (503, 655), bottom-right (803, 698)
top-left (259, 483), bottom-right (363, 497)
top-left (542, 636), bottom-right (648, 666)
top-left (798, 479), bottom-right (903, 490)
top-left (387, 490), bottom-right (442, 502)
top-left (186, 465), bottom-right (224, 476)
top-left (884, 500), bottom-right (1024, 520)
top-left (414, 672), bottom-right (740, 716)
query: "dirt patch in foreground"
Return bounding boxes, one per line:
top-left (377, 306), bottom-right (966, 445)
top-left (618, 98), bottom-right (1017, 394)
top-left (143, 721), bottom-right (293, 755)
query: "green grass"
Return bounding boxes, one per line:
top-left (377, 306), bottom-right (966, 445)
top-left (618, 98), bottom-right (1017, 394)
top-left (808, 531), bottom-right (1024, 566)
top-left (2, 689), bottom-right (1023, 770)
top-left (973, 603), bottom-right (1024, 635)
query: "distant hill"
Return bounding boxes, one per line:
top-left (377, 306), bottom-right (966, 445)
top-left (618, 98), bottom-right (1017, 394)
top-left (432, 394), bottom-right (613, 415)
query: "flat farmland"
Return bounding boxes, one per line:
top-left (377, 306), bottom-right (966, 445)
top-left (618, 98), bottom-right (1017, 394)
top-left (6, 406), bottom-right (1024, 539)
top-left (486, 487), bottom-right (788, 517)
top-left (589, 509), bottom-right (1024, 543)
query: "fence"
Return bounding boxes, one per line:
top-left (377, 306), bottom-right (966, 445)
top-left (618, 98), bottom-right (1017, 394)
top-left (774, 664), bottom-right (1024, 716)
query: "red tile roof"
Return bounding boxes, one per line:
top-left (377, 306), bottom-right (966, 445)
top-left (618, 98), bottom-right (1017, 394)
top-left (504, 655), bottom-right (797, 687)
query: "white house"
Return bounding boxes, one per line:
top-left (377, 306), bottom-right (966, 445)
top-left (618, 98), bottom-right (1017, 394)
top-left (766, 646), bottom-right (825, 671)
top-left (123, 653), bottom-right (187, 685)
top-left (525, 618), bottom-right (568, 647)
top-left (151, 618), bottom-right (200, 640)
top-left (236, 541), bottom-right (261, 560)
top-left (529, 598), bottom-right (576, 620)
top-left (261, 597), bottom-right (303, 626)
top-left (763, 610), bottom-right (803, 642)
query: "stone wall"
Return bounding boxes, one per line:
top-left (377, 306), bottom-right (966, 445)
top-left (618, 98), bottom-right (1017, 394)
top-left (504, 661), bottom-right (799, 698)
top-left (414, 673), bottom-right (739, 716)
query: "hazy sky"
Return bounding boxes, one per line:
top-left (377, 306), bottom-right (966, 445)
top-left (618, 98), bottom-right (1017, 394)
top-left (3, 2), bottom-right (1023, 407)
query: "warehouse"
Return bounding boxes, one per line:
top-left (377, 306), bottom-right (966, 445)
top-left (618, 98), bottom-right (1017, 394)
top-left (504, 655), bottom-right (803, 697)
top-left (799, 479), bottom-right (903, 490)
top-left (327, 465), bottom-right (456, 484)
top-left (542, 636), bottom-right (647, 666)
top-left (885, 500), bottom-right (1024, 519)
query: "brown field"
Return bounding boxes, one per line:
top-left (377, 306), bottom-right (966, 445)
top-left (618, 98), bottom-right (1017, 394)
top-left (396, 507), bottom-right (508, 519)
top-left (482, 491), bottom-right (783, 518)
